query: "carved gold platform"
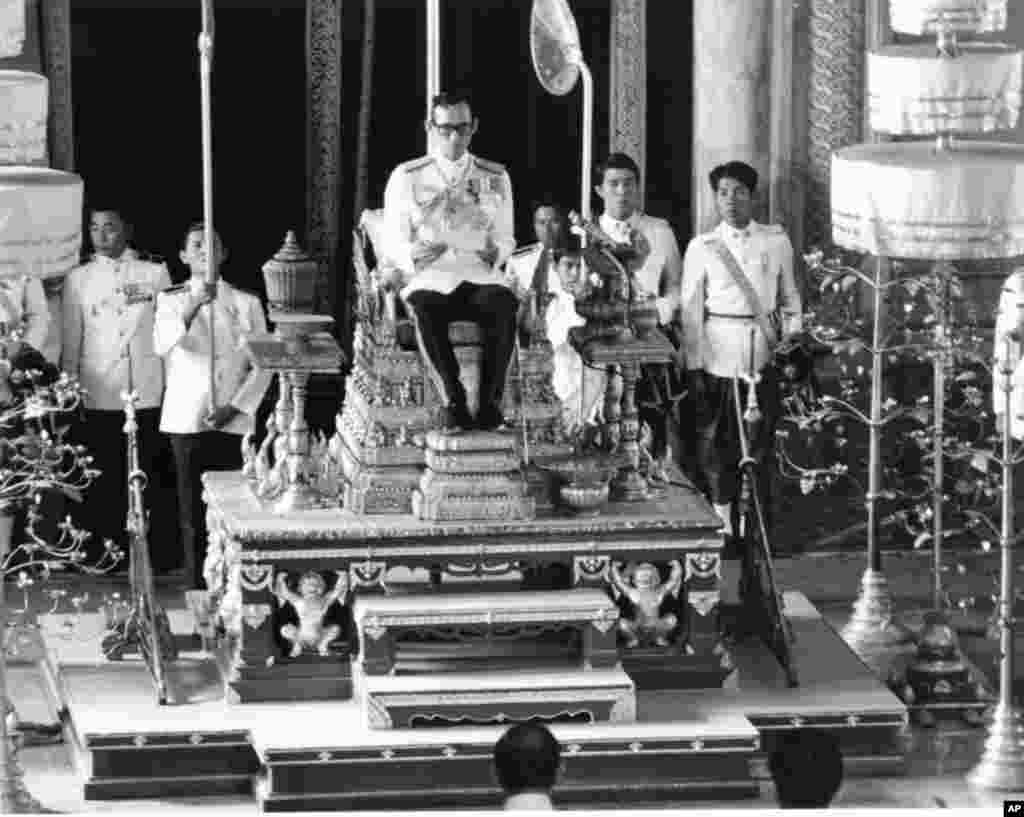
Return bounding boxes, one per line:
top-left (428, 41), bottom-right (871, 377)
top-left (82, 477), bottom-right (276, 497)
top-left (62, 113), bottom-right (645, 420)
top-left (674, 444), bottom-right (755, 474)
top-left (201, 470), bottom-right (724, 705)
top-left (337, 222), bottom-right (570, 516)
top-left (412, 430), bottom-right (535, 522)
top-left (361, 666), bottom-right (636, 729)
top-left (352, 588), bottom-right (620, 676)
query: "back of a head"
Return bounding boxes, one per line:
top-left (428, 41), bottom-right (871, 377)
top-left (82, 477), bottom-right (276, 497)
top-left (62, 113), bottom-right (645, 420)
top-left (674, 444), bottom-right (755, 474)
top-left (768, 728), bottom-right (843, 808)
top-left (493, 722), bottom-right (561, 797)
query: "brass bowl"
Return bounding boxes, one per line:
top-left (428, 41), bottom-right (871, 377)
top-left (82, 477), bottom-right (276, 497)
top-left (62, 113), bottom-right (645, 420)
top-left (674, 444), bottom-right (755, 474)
top-left (559, 481), bottom-right (610, 517)
top-left (545, 456), bottom-right (619, 487)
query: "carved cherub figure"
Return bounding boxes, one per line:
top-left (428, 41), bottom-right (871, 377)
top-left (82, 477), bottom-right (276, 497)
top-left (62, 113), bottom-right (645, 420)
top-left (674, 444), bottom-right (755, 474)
top-left (275, 570), bottom-right (349, 657)
top-left (610, 560), bottom-right (683, 648)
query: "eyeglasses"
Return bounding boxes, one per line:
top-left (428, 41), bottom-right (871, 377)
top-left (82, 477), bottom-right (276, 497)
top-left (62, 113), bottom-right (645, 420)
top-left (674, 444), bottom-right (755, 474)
top-left (431, 121), bottom-right (473, 137)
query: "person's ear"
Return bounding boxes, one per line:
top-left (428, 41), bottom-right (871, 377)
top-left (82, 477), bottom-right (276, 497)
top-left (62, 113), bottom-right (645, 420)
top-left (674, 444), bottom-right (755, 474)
top-left (179, 249), bottom-right (188, 266)
top-left (423, 119), bottom-right (431, 134)
top-left (469, 118), bottom-right (479, 138)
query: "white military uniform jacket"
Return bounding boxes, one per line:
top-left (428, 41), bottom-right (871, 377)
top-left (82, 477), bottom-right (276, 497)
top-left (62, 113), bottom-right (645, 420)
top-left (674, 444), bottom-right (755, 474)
top-left (505, 243), bottom-right (605, 428)
top-left (154, 279), bottom-right (272, 436)
top-left (0, 275), bottom-right (48, 352)
top-left (993, 270), bottom-right (1024, 440)
top-left (681, 220), bottom-right (802, 379)
top-left (597, 212), bottom-right (684, 325)
top-left (63, 249), bottom-right (171, 411)
top-left (383, 151), bottom-right (516, 297)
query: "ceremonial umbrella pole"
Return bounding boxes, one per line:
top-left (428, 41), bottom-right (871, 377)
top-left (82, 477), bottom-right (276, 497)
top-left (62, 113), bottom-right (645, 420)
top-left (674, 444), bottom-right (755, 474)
top-left (967, 333), bottom-right (1024, 790)
top-left (199, 0), bottom-right (217, 410)
top-left (529, 0), bottom-right (593, 223)
top-left (426, 0), bottom-right (440, 123)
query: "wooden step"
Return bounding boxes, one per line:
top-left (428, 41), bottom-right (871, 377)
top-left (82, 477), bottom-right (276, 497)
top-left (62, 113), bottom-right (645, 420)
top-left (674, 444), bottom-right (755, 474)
top-left (353, 588), bottom-right (619, 676)
top-left (260, 718), bottom-right (760, 810)
top-left (361, 666), bottom-right (636, 729)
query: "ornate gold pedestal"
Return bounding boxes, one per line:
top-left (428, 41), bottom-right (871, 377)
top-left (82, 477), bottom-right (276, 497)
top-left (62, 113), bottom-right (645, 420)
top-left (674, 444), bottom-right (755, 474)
top-left (245, 314), bottom-right (344, 513)
top-left (571, 328), bottom-right (674, 502)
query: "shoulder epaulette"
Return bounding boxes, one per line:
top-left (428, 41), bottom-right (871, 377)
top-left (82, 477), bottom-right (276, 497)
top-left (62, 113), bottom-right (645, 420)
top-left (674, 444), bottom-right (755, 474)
top-left (473, 157), bottom-right (506, 175)
top-left (402, 156), bottom-right (434, 173)
top-left (161, 282), bottom-right (189, 295)
top-left (762, 223), bottom-right (786, 235)
top-left (701, 233), bottom-right (719, 244)
top-left (508, 242), bottom-right (541, 258)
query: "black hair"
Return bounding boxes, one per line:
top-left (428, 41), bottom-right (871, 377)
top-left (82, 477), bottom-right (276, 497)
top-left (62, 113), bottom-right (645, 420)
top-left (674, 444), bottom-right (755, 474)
top-left (429, 91), bottom-right (474, 119)
top-left (594, 152), bottom-right (640, 187)
top-left (493, 723), bottom-right (562, 796)
top-left (709, 160), bottom-right (758, 194)
top-left (768, 728), bottom-right (844, 808)
top-left (181, 220), bottom-right (221, 250)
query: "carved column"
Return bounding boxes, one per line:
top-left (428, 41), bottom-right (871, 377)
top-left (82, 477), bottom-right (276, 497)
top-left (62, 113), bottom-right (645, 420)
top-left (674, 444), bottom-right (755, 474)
top-left (805, 0), bottom-right (865, 248)
top-left (692, 0), bottom-right (772, 233)
top-left (609, 0), bottom-right (646, 206)
top-left (306, 0), bottom-right (342, 317)
top-left (39, 0), bottom-right (73, 171)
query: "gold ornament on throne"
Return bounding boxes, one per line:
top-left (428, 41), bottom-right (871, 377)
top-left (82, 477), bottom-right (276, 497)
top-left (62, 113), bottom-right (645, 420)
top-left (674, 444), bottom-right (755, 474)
top-left (609, 560), bottom-right (684, 649)
top-left (274, 570), bottom-right (349, 658)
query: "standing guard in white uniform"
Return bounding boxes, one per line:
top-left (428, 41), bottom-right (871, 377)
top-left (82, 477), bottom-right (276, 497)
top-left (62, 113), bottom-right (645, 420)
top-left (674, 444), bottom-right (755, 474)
top-left (154, 223), bottom-right (271, 588)
top-left (63, 208), bottom-right (171, 565)
top-left (681, 161), bottom-right (802, 541)
top-left (592, 153), bottom-right (685, 467)
top-left (382, 91), bottom-right (518, 432)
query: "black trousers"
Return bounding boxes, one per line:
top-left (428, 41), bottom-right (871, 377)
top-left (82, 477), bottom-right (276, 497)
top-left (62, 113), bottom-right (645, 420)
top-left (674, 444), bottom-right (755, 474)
top-left (168, 431), bottom-right (242, 588)
top-left (693, 367), bottom-right (780, 517)
top-left (73, 408), bottom-right (180, 571)
top-left (404, 282), bottom-right (518, 415)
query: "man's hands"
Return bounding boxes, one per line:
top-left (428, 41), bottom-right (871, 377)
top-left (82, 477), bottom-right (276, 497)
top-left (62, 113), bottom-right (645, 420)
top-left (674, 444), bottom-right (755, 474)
top-left (376, 266), bottom-right (404, 291)
top-left (476, 241), bottom-right (499, 268)
top-left (411, 240), bottom-right (448, 271)
top-left (205, 404), bottom-right (240, 430)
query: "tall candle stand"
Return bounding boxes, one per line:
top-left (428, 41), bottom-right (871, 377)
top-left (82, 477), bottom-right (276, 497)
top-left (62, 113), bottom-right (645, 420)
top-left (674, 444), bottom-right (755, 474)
top-left (967, 334), bottom-right (1024, 790)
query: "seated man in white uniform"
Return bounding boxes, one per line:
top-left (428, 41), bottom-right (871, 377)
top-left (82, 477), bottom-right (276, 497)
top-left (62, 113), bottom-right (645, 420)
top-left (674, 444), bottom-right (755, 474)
top-left (381, 91), bottom-right (518, 432)
top-left (505, 201), bottom-right (604, 430)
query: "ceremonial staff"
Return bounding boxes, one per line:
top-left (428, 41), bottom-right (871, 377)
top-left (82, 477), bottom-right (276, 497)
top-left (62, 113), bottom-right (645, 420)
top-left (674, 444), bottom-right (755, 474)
top-left (199, 0), bottom-right (217, 410)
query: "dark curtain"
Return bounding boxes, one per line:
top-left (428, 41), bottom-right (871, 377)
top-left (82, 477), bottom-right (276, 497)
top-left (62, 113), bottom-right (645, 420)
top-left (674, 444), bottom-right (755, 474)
top-left (69, 1), bottom-right (306, 295)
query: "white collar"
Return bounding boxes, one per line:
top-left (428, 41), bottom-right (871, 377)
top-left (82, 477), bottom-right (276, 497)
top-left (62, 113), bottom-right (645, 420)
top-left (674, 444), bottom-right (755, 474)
top-left (432, 151), bottom-right (471, 185)
top-left (93, 247), bottom-right (138, 265)
top-left (503, 792), bottom-right (555, 810)
top-left (599, 211), bottom-right (640, 238)
top-left (718, 220), bottom-right (758, 242)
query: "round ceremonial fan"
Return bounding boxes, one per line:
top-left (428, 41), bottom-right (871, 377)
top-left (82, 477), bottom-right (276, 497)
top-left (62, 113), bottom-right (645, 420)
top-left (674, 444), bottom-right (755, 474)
top-left (529, 0), bottom-right (594, 220)
top-left (530, 0), bottom-right (582, 96)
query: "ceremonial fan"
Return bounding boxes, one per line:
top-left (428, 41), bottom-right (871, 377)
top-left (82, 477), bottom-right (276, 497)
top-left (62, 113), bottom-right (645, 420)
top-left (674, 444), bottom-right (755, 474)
top-left (530, 0), bottom-right (593, 222)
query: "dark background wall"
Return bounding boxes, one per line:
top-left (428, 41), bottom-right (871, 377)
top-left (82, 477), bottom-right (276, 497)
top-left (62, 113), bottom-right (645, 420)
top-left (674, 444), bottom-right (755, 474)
top-left (70, 0), bottom-right (693, 293)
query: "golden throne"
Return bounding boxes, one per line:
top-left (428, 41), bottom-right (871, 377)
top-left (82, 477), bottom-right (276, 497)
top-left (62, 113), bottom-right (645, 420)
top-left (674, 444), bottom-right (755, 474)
top-left (332, 209), bottom-right (571, 515)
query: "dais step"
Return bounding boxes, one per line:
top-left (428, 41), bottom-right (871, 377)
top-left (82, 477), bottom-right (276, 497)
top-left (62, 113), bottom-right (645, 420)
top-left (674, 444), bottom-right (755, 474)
top-left (353, 588), bottom-right (620, 675)
top-left (361, 666), bottom-right (636, 729)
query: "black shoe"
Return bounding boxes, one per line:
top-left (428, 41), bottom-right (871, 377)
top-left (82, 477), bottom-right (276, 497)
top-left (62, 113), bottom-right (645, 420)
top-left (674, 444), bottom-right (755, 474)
top-left (440, 404), bottom-right (472, 434)
top-left (476, 404), bottom-right (507, 432)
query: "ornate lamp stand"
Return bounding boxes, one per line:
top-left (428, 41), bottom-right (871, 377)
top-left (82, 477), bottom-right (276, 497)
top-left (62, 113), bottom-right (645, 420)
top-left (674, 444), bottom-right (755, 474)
top-left (967, 335), bottom-right (1024, 790)
top-left (247, 314), bottom-right (344, 513)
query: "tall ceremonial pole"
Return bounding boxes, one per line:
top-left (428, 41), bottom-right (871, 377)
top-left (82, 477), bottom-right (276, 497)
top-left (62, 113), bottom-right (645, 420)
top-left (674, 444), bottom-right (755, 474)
top-left (426, 0), bottom-right (441, 126)
top-left (199, 0), bottom-right (217, 409)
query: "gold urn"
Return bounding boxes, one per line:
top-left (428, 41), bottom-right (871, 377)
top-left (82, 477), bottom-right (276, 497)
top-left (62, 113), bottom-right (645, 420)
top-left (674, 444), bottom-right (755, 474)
top-left (262, 231), bottom-right (319, 313)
